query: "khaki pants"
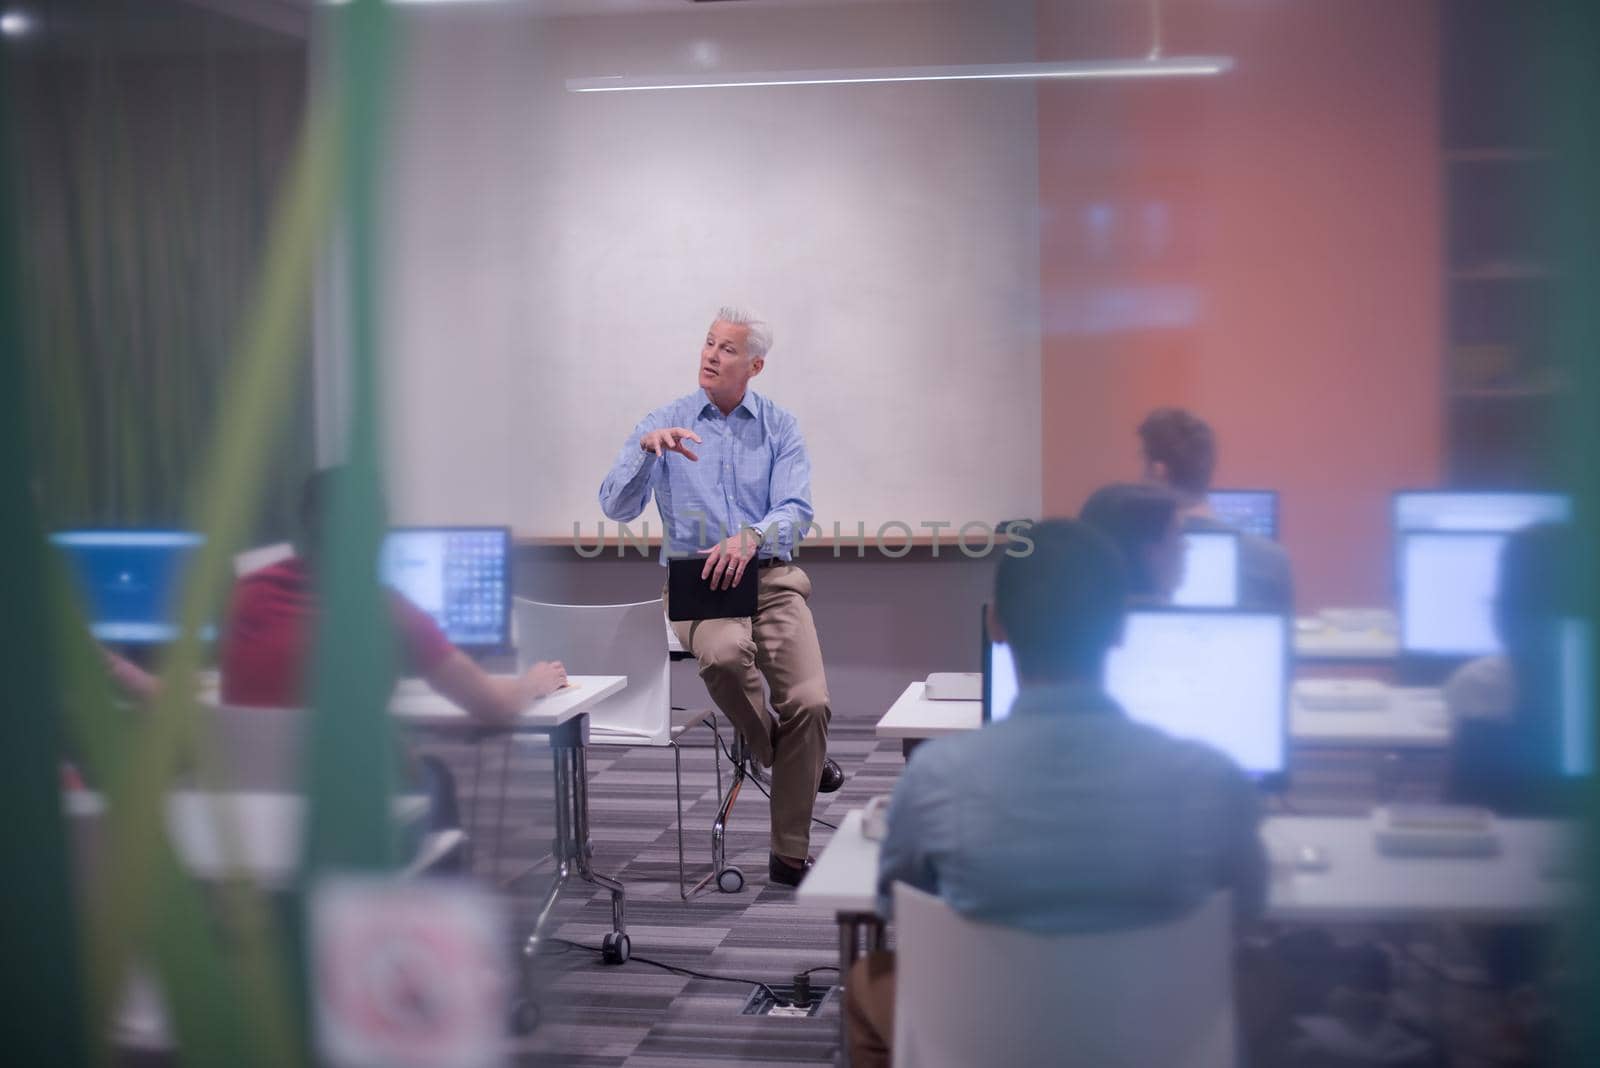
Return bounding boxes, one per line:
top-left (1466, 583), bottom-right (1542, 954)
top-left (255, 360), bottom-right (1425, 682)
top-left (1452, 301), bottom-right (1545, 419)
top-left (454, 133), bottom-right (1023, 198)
top-left (666, 561), bottom-right (831, 859)
top-left (844, 951), bottom-right (897, 1068)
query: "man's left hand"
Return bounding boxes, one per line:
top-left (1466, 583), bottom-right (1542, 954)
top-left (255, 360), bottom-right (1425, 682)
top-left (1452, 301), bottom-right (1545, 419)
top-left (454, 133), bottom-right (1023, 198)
top-left (699, 529), bottom-right (763, 590)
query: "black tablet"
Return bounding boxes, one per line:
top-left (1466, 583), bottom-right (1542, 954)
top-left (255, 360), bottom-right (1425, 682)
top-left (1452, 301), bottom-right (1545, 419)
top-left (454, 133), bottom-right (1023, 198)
top-left (666, 556), bottom-right (759, 621)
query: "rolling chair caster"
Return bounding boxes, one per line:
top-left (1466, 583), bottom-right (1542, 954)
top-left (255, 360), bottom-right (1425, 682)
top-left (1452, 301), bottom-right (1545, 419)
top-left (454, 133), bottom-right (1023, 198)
top-left (717, 866), bottom-right (745, 894)
top-left (601, 931), bottom-right (631, 964)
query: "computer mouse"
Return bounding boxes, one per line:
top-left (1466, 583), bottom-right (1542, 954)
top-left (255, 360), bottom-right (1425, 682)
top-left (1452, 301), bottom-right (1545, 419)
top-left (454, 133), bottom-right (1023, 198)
top-left (1293, 845), bottom-right (1330, 872)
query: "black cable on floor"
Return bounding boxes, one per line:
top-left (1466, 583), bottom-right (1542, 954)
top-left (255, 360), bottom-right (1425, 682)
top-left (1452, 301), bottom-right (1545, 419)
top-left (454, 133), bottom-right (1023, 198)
top-left (713, 725), bottom-right (839, 831)
top-left (551, 938), bottom-right (788, 1005)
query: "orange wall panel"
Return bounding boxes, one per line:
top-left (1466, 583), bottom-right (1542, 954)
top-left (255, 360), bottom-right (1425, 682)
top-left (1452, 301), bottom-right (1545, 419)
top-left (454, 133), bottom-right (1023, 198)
top-left (1037, 0), bottom-right (1442, 609)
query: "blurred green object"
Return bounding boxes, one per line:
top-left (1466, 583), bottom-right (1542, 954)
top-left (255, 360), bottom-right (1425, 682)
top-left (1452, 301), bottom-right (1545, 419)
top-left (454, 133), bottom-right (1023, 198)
top-left (0, 35), bottom-right (91, 1068)
top-left (302, 0), bottom-right (402, 878)
top-left (1550, 0), bottom-right (1600, 1063)
top-left (9, 0), bottom-right (313, 541)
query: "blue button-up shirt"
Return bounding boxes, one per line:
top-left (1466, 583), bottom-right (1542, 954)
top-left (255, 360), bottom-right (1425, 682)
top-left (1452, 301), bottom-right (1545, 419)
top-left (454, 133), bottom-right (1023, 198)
top-left (598, 389), bottom-right (814, 563)
top-left (876, 682), bottom-right (1267, 933)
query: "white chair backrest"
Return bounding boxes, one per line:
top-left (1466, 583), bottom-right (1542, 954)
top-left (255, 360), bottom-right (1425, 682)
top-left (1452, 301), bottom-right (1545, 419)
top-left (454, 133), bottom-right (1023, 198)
top-left (194, 701), bottom-right (308, 792)
top-left (891, 884), bottom-right (1236, 1068)
top-left (513, 598), bottom-right (671, 746)
top-left (233, 542), bottom-right (294, 577)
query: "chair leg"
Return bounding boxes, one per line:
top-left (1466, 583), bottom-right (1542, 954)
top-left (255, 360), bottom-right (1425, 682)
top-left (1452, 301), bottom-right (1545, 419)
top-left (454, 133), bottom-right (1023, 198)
top-left (673, 740), bottom-right (693, 899)
top-left (688, 729), bottom-right (753, 896)
top-left (711, 719), bottom-right (724, 808)
top-left (677, 723), bottom-right (737, 899)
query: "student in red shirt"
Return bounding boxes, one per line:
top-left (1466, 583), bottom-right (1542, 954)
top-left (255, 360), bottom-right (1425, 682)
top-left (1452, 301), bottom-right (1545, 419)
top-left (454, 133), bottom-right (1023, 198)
top-left (220, 468), bottom-right (565, 722)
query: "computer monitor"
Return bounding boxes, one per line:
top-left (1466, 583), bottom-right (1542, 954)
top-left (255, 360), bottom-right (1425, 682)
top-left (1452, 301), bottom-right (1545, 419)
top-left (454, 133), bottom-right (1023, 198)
top-left (1172, 531), bottom-right (1239, 608)
top-left (1397, 530), bottom-right (1504, 658)
top-left (984, 607), bottom-right (1289, 783)
top-left (50, 529), bottom-right (208, 644)
top-left (1207, 489), bottom-right (1278, 540)
top-left (1393, 490), bottom-right (1570, 535)
top-left (381, 527), bottom-right (511, 650)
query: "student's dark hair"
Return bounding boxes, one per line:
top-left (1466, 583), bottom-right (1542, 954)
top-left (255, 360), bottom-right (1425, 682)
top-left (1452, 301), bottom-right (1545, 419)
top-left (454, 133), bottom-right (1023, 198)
top-left (295, 466), bottom-right (347, 560)
top-left (1495, 521), bottom-right (1576, 646)
top-left (1138, 407), bottom-right (1217, 496)
top-left (1078, 482), bottom-right (1181, 597)
top-left (994, 519), bottom-right (1128, 680)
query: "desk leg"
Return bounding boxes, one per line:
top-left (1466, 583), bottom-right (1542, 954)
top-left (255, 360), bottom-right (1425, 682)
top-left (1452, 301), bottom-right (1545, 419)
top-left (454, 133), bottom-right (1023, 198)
top-left (522, 717), bottom-right (628, 965)
top-left (569, 738), bottom-right (627, 941)
top-left (834, 912), bottom-right (885, 1068)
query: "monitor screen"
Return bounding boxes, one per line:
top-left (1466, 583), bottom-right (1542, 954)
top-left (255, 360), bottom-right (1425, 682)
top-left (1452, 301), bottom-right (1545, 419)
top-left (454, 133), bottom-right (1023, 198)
top-left (1172, 531), bottom-right (1239, 608)
top-left (1398, 530), bottom-right (1504, 657)
top-left (1207, 489), bottom-right (1278, 540)
top-left (986, 609), bottom-right (1289, 780)
top-left (381, 527), bottom-right (511, 648)
top-left (1393, 491), bottom-right (1570, 534)
top-left (50, 529), bottom-right (209, 644)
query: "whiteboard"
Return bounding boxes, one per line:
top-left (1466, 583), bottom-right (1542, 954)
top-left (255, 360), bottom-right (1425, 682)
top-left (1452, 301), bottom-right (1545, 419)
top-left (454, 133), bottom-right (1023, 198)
top-left (375, 4), bottom-right (1042, 541)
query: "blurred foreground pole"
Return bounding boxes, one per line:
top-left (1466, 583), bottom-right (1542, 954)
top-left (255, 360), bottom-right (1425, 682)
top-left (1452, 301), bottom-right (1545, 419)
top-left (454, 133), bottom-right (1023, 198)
top-left (1551, 0), bottom-right (1600, 1063)
top-left (302, 0), bottom-right (403, 876)
top-left (0, 39), bottom-right (90, 1068)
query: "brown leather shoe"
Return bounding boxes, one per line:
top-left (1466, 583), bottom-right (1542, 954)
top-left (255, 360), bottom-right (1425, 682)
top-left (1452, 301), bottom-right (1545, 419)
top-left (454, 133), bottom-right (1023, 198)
top-left (768, 853), bottom-right (814, 888)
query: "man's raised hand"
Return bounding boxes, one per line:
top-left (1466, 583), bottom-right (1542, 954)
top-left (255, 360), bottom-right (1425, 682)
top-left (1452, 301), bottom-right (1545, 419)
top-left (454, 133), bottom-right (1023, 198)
top-left (640, 427), bottom-right (702, 461)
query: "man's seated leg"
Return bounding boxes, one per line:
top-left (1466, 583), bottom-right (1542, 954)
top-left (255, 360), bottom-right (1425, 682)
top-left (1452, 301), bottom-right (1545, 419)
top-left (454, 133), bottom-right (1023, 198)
top-left (845, 950), bottom-right (897, 1068)
top-left (753, 564), bottom-right (833, 874)
top-left (671, 615), bottom-right (775, 767)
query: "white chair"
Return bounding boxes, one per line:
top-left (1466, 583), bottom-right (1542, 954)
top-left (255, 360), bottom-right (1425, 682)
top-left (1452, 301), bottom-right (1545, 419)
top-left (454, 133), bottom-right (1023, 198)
top-left (512, 598), bottom-right (721, 897)
top-left (891, 884), bottom-right (1237, 1068)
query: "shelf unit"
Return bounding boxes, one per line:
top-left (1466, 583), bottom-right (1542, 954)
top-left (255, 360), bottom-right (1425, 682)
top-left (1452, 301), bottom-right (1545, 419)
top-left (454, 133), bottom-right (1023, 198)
top-left (1440, 0), bottom-right (1561, 487)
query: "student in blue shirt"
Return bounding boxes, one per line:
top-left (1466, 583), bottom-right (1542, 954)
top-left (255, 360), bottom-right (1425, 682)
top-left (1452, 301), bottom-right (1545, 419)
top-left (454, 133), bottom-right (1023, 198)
top-left (845, 519), bottom-right (1266, 1067)
top-left (599, 306), bottom-right (842, 886)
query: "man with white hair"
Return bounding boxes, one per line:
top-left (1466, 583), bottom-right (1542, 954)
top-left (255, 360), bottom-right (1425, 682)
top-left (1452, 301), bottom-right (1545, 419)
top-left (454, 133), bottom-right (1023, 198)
top-left (599, 306), bottom-right (842, 887)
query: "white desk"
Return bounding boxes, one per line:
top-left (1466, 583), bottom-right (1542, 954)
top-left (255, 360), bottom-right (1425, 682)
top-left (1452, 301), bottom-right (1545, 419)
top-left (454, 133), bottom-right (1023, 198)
top-left (875, 679), bottom-right (1451, 751)
top-left (393, 674), bottom-right (633, 965)
top-left (68, 790), bottom-right (431, 888)
top-left (195, 673), bottom-right (625, 727)
top-left (1290, 685), bottom-right (1450, 749)
top-left (1263, 817), bottom-right (1575, 923)
top-left (388, 674), bottom-right (626, 727)
top-left (875, 681), bottom-right (979, 743)
top-left (800, 809), bottom-right (1575, 927)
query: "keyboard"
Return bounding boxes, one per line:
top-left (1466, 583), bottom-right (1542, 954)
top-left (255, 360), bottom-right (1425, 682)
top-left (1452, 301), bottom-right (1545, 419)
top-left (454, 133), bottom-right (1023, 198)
top-left (1295, 678), bottom-right (1392, 712)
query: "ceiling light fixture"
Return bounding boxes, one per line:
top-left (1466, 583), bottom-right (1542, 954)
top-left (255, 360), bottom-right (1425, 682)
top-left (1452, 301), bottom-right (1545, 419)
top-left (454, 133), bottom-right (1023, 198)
top-left (567, 55), bottom-right (1231, 94)
top-left (568, 1), bottom-right (1228, 94)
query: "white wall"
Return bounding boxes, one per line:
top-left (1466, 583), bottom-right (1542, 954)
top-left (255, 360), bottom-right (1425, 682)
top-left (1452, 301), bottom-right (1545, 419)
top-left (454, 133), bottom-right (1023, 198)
top-left (375, 0), bottom-right (1042, 539)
